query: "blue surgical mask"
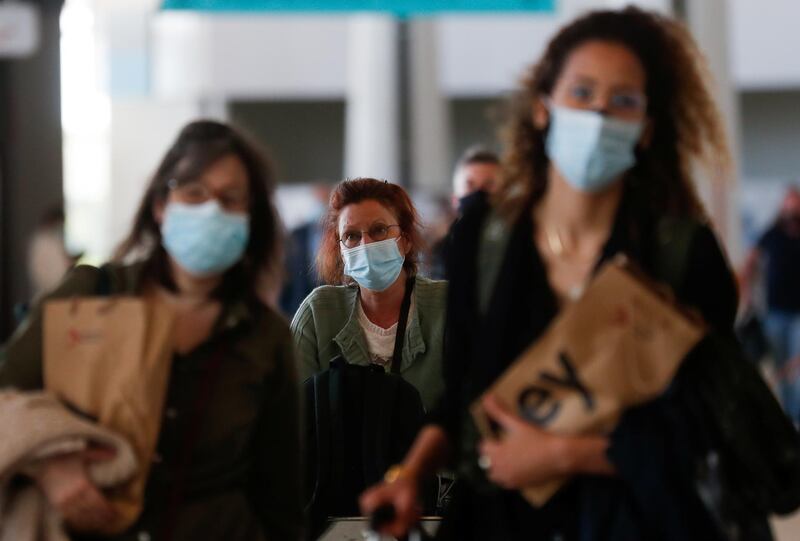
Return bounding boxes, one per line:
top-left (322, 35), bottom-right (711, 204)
top-left (545, 105), bottom-right (644, 193)
top-left (161, 200), bottom-right (249, 277)
top-left (342, 238), bottom-right (405, 292)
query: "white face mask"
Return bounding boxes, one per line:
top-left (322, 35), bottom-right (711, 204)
top-left (545, 105), bottom-right (644, 193)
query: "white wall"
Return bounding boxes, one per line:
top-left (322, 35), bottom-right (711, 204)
top-left (150, 0), bottom-right (800, 97)
top-left (729, 0), bottom-right (800, 90)
top-left (109, 100), bottom-right (202, 255)
top-left (152, 13), bottom-right (350, 100)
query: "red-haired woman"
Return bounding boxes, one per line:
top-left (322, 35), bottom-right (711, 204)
top-left (291, 178), bottom-right (446, 412)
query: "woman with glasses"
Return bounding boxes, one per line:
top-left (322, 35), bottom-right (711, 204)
top-left (360, 7), bottom-right (789, 541)
top-left (291, 178), bottom-right (446, 412)
top-left (0, 120), bottom-right (302, 540)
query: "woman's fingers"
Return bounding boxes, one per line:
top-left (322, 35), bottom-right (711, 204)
top-left (481, 393), bottom-right (525, 433)
top-left (359, 482), bottom-right (395, 516)
top-left (359, 479), bottom-right (419, 538)
top-left (62, 483), bottom-right (118, 531)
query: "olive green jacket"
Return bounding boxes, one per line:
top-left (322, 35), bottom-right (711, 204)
top-left (290, 277), bottom-right (447, 411)
top-left (0, 263), bottom-right (303, 541)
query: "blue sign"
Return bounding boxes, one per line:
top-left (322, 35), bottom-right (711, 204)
top-left (161, 0), bottom-right (555, 15)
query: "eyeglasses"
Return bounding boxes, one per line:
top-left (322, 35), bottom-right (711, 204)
top-left (167, 178), bottom-right (249, 213)
top-left (339, 224), bottom-right (401, 249)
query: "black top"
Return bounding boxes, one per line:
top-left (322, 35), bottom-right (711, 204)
top-left (433, 191), bottom-right (741, 541)
top-left (758, 223), bottom-right (800, 313)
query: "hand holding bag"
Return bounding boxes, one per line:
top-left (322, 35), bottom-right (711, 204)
top-left (471, 256), bottom-right (705, 506)
top-left (43, 290), bottom-right (175, 533)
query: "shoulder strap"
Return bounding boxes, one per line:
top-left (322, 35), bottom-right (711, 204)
top-left (94, 264), bottom-right (113, 296)
top-left (476, 212), bottom-right (512, 315)
top-left (327, 357), bottom-right (346, 506)
top-left (389, 275), bottom-right (415, 375)
top-left (653, 216), bottom-right (701, 293)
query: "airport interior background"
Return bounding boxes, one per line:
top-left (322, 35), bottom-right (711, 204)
top-left (2, 0), bottom-right (800, 536)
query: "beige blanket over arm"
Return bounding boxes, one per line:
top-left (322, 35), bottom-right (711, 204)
top-left (0, 390), bottom-right (137, 541)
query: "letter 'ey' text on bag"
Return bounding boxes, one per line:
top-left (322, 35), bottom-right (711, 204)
top-left (471, 256), bottom-right (705, 506)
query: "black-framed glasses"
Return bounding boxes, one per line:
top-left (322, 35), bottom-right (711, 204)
top-left (339, 224), bottom-right (401, 249)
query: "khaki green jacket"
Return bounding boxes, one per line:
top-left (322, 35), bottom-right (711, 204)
top-left (290, 277), bottom-right (447, 411)
top-left (0, 263), bottom-right (303, 541)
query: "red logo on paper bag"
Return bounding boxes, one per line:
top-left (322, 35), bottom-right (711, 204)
top-left (67, 327), bottom-right (103, 347)
top-left (612, 305), bottom-right (629, 327)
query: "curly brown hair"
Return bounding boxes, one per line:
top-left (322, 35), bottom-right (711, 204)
top-left (498, 6), bottom-right (730, 220)
top-left (316, 178), bottom-right (424, 285)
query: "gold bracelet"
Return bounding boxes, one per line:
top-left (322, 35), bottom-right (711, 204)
top-left (383, 464), bottom-right (408, 484)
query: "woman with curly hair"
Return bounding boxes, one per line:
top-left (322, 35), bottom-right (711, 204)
top-left (361, 7), bottom-right (795, 540)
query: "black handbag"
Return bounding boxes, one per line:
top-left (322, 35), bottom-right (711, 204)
top-left (735, 310), bottom-right (769, 364)
top-left (679, 332), bottom-right (800, 539)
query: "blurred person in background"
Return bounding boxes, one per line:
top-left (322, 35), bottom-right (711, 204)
top-left (361, 7), bottom-right (798, 540)
top-left (741, 185), bottom-right (800, 424)
top-left (427, 146), bottom-right (501, 279)
top-left (27, 206), bottom-right (80, 298)
top-left (291, 178), bottom-right (446, 412)
top-left (279, 182), bottom-right (332, 317)
top-left (14, 206), bottom-right (81, 324)
top-left (0, 120), bottom-right (303, 541)
top-left (451, 145), bottom-right (501, 210)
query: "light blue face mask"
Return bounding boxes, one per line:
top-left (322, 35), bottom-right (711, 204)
top-left (161, 200), bottom-right (249, 277)
top-left (342, 238), bottom-right (405, 292)
top-left (545, 105), bottom-right (644, 193)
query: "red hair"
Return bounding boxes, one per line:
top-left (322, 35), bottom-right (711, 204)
top-left (317, 178), bottom-right (424, 285)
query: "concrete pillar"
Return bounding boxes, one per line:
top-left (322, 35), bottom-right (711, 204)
top-left (0, 0), bottom-right (65, 339)
top-left (408, 18), bottom-right (452, 195)
top-left (344, 14), bottom-right (400, 183)
top-left (684, 0), bottom-right (743, 263)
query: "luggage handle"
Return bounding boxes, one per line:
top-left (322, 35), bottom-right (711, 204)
top-left (366, 504), bottom-right (431, 541)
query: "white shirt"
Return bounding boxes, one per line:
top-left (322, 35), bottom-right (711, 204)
top-left (356, 295), bottom-right (415, 367)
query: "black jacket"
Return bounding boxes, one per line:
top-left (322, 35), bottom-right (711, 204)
top-left (432, 191), bottom-right (787, 541)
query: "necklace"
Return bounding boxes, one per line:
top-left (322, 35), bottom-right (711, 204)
top-left (540, 224), bottom-right (593, 302)
top-left (545, 226), bottom-right (566, 257)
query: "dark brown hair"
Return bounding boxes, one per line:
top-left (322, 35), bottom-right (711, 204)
top-left (113, 119), bottom-right (281, 300)
top-left (456, 145), bottom-right (500, 169)
top-left (498, 6), bottom-right (730, 220)
top-left (317, 178), bottom-right (423, 285)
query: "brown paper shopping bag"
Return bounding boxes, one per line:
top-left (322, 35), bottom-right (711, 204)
top-left (471, 256), bottom-right (705, 507)
top-left (43, 294), bottom-right (175, 533)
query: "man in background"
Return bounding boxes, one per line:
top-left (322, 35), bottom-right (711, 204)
top-left (741, 186), bottom-right (800, 424)
top-left (279, 182), bottom-right (331, 317)
top-left (451, 145), bottom-right (501, 210)
top-left (426, 146), bottom-right (501, 279)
